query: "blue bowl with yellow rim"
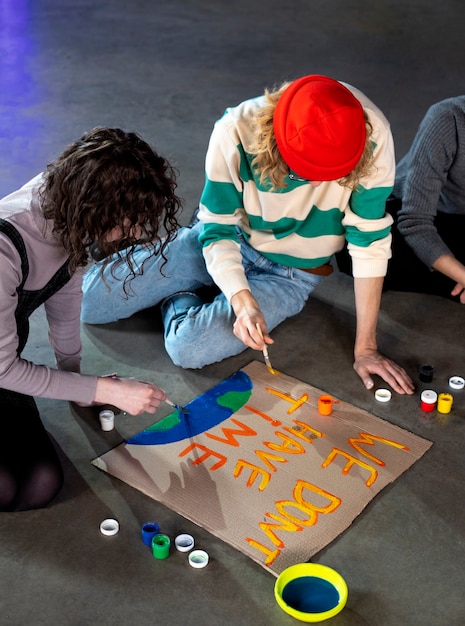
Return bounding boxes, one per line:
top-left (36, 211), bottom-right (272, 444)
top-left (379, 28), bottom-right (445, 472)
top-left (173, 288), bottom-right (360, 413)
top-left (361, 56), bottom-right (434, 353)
top-left (274, 563), bottom-right (348, 622)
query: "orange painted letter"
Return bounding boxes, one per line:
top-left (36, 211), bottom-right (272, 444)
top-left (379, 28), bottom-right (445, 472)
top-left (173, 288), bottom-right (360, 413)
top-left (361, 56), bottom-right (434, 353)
top-left (205, 418), bottom-right (257, 446)
top-left (322, 448), bottom-right (378, 486)
top-left (179, 443), bottom-right (227, 470)
top-left (348, 432), bottom-right (409, 466)
top-left (234, 460), bottom-right (272, 491)
top-left (264, 432), bottom-right (306, 454)
top-left (245, 538), bottom-right (281, 566)
top-left (275, 480), bottom-right (341, 526)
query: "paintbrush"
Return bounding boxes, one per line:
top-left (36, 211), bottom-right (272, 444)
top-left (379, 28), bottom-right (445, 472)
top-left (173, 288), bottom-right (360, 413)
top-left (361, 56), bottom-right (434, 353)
top-left (165, 398), bottom-right (190, 414)
top-left (255, 323), bottom-right (278, 375)
top-left (122, 377), bottom-right (190, 414)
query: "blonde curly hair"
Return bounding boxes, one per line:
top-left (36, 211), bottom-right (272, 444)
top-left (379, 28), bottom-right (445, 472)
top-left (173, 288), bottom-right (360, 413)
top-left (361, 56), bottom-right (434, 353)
top-left (249, 82), bottom-right (374, 191)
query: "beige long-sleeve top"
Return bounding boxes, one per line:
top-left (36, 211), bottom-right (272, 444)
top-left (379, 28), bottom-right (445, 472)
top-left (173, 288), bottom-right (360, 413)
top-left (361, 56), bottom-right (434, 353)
top-left (0, 174), bottom-right (97, 404)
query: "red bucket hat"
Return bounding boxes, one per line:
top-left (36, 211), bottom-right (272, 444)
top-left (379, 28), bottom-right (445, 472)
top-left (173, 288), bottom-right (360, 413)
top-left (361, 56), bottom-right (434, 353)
top-left (273, 75), bottom-right (366, 181)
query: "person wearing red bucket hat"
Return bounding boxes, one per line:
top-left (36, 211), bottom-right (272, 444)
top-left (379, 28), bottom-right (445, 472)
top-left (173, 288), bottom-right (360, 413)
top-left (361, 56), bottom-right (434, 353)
top-left (81, 75), bottom-right (414, 396)
top-left (273, 75), bottom-right (367, 182)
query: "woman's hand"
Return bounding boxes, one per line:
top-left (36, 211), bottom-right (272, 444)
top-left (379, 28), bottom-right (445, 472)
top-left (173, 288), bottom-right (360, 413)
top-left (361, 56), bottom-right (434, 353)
top-left (433, 254), bottom-right (465, 303)
top-left (93, 376), bottom-right (167, 415)
top-left (353, 348), bottom-right (415, 395)
top-left (230, 289), bottom-right (274, 350)
top-left (450, 282), bottom-right (465, 303)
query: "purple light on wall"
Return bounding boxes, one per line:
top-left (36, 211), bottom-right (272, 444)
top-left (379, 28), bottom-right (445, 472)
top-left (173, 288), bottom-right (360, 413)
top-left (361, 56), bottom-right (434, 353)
top-left (0, 0), bottom-right (43, 196)
top-left (0, 0), bottom-right (35, 104)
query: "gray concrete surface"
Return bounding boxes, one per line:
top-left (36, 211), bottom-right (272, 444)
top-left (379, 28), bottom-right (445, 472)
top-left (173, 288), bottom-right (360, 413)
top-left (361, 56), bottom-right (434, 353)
top-left (1, 1), bottom-right (465, 624)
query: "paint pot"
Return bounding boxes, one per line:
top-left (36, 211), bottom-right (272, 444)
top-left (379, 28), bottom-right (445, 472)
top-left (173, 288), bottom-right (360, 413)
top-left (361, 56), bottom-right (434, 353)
top-left (100, 518), bottom-right (119, 536)
top-left (274, 563), bottom-right (348, 622)
top-left (420, 390), bottom-right (437, 413)
top-left (318, 395), bottom-right (333, 416)
top-left (437, 393), bottom-right (453, 414)
top-left (188, 549), bottom-right (209, 568)
top-left (175, 533), bottom-right (194, 552)
top-left (375, 388), bottom-right (392, 403)
top-left (419, 364), bottom-right (434, 383)
top-left (99, 409), bottom-right (115, 432)
top-left (141, 521), bottom-right (160, 546)
top-left (151, 533), bottom-right (171, 559)
top-left (449, 376), bottom-right (465, 390)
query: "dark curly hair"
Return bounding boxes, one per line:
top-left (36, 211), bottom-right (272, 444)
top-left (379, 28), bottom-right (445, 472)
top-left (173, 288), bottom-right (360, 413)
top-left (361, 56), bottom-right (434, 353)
top-left (39, 127), bottom-right (182, 291)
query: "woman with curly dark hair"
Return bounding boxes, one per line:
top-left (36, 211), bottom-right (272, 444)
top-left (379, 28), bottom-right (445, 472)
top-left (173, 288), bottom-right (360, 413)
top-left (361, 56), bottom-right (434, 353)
top-left (0, 126), bottom-right (181, 511)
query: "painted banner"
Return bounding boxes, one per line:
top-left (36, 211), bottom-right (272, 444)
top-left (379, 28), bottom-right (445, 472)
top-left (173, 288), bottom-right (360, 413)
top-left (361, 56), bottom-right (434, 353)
top-left (92, 361), bottom-right (432, 576)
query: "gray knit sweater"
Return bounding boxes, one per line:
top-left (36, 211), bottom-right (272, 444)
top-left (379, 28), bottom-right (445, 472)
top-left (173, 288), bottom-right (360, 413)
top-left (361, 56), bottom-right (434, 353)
top-left (392, 96), bottom-right (465, 268)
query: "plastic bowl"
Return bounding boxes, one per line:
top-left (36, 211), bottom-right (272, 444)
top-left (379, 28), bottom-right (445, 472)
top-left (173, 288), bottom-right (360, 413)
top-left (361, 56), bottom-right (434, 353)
top-left (274, 563), bottom-right (348, 622)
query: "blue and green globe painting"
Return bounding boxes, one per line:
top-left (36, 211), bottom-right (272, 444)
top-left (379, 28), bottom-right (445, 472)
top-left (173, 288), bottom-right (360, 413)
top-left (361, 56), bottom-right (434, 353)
top-left (126, 370), bottom-right (253, 446)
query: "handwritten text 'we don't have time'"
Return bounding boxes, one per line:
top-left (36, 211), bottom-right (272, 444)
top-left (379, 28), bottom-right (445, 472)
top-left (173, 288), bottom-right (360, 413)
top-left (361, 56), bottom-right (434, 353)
top-left (178, 387), bottom-right (410, 566)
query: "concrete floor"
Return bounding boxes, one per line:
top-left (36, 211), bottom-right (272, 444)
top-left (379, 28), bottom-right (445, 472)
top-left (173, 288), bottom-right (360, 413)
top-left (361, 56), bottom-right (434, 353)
top-left (1, 1), bottom-right (465, 624)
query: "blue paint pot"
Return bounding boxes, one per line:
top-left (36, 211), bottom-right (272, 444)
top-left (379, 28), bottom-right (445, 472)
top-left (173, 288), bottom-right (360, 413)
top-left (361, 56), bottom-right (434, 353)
top-left (274, 563), bottom-right (348, 622)
top-left (141, 521), bottom-right (160, 546)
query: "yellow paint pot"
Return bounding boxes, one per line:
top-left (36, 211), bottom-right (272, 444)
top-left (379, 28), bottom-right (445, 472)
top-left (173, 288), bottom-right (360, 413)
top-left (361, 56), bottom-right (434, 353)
top-left (437, 393), bottom-right (453, 414)
top-left (274, 563), bottom-right (348, 622)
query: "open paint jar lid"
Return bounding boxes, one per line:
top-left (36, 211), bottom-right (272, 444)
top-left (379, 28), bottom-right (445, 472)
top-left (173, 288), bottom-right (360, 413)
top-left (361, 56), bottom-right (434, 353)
top-left (274, 563), bottom-right (348, 622)
top-left (175, 533), bottom-right (194, 552)
top-left (188, 549), bottom-right (209, 568)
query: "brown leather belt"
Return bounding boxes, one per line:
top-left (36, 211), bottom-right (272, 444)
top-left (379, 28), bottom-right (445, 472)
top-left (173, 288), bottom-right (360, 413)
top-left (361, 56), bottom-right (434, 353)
top-left (299, 263), bottom-right (334, 277)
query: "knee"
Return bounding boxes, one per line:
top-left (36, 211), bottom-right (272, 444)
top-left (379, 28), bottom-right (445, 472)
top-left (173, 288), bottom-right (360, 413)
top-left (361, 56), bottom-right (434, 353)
top-left (164, 320), bottom-right (215, 369)
top-left (161, 292), bottom-right (208, 368)
top-left (164, 337), bottom-right (206, 369)
top-left (17, 461), bottom-right (64, 511)
top-left (164, 318), bottom-right (244, 369)
top-left (0, 469), bottom-right (18, 511)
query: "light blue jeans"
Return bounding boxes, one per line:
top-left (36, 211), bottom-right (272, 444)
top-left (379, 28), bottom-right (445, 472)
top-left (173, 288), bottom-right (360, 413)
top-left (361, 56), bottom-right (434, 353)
top-left (81, 223), bottom-right (324, 368)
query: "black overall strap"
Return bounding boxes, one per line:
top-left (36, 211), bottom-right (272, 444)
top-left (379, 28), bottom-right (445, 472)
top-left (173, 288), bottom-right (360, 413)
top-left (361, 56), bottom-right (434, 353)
top-left (0, 218), bottom-right (29, 289)
top-left (0, 218), bottom-right (71, 354)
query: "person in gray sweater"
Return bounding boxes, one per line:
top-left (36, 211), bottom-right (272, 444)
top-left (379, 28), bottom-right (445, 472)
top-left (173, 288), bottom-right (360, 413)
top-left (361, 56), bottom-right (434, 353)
top-left (338, 96), bottom-right (465, 299)
top-left (384, 96), bottom-right (465, 300)
top-left (0, 127), bottom-right (181, 511)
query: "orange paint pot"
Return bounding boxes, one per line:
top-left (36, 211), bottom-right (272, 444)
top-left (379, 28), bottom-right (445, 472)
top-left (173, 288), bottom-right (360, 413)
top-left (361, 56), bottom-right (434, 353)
top-left (318, 395), bottom-right (334, 416)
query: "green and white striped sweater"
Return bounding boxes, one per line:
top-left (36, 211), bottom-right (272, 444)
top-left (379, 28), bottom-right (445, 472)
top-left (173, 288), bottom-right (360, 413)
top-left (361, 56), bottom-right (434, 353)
top-left (198, 83), bottom-right (394, 301)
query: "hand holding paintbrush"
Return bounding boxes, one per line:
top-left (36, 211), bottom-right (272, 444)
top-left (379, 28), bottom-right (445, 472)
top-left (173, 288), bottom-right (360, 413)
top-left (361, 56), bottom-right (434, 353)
top-left (255, 323), bottom-right (278, 375)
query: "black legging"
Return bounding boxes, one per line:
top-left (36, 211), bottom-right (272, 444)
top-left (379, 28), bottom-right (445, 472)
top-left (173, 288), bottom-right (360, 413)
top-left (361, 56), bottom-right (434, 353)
top-left (0, 219), bottom-right (70, 511)
top-left (0, 391), bottom-right (63, 511)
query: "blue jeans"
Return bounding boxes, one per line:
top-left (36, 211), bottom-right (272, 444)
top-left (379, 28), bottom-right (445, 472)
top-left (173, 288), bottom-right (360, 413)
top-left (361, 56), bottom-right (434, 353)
top-left (81, 223), bottom-right (324, 368)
